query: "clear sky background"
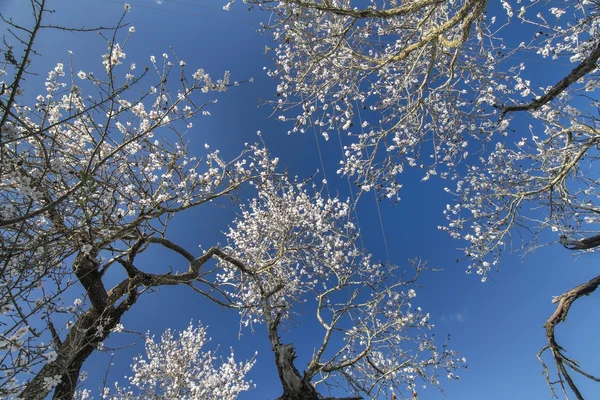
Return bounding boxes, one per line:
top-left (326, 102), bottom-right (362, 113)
top-left (2, 0), bottom-right (600, 399)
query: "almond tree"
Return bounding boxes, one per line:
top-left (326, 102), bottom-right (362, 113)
top-left (80, 160), bottom-right (466, 400)
top-left (82, 322), bottom-right (256, 400)
top-left (228, 0), bottom-right (600, 397)
top-left (1, 2), bottom-right (252, 398)
top-left (0, 2), bottom-right (463, 399)
top-left (216, 169), bottom-right (465, 399)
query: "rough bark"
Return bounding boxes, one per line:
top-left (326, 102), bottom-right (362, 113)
top-left (20, 310), bottom-right (105, 400)
top-left (539, 274), bottom-right (600, 400)
top-left (18, 245), bottom-right (251, 399)
top-left (20, 291), bottom-right (136, 400)
top-left (51, 317), bottom-right (103, 400)
top-left (20, 253), bottom-right (138, 400)
top-left (267, 313), bottom-right (361, 400)
top-left (274, 342), bottom-right (320, 400)
top-left (74, 254), bottom-right (108, 311)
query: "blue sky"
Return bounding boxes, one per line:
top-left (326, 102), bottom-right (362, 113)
top-left (3, 0), bottom-right (600, 398)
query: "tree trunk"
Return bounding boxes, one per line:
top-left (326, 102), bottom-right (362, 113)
top-left (263, 308), bottom-right (319, 400)
top-left (52, 341), bottom-right (94, 400)
top-left (273, 342), bottom-right (320, 400)
top-left (19, 310), bottom-right (100, 400)
top-left (264, 302), bottom-right (361, 400)
top-left (20, 303), bottom-right (133, 400)
top-left (20, 268), bottom-right (137, 400)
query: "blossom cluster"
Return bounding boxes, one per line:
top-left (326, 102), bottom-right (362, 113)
top-left (102, 322), bottom-right (255, 399)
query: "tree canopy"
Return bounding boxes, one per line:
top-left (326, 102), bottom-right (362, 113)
top-left (2, 0), bottom-right (600, 399)
top-left (0, 2), bottom-right (463, 399)
top-left (240, 0), bottom-right (600, 397)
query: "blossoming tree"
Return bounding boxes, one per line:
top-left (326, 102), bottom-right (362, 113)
top-left (78, 321), bottom-right (256, 400)
top-left (0, 2), bottom-right (463, 399)
top-left (216, 170), bottom-right (464, 399)
top-left (1, 2), bottom-right (256, 398)
top-left (228, 0), bottom-right (600, 397)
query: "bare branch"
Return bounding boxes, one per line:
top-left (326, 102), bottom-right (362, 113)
top-left (560, 234), bottom-right (600, 250)
top-left (496, 39), bottom-right (600, 117)
top-left (540, 274), bottom-right (600, 400)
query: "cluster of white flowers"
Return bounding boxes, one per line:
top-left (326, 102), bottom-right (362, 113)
top-left (218, 170), bottom-right (357, 325)
top-left (106, 322), bottom-right (255, 399)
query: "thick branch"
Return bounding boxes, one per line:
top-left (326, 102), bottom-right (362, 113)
top-left (104, 245), bottom-right (250, 305)
top-left (496, 39), bottom-right (600, 117)
top-left (21, 302), bottom-right (135, 400)
top-left (559, 233), bottom-right (600, 250)
top-left (147, 237), bottom-right (197, 264)
top-left (541, 274), bottom-right (600, 400)
top-left (278, 0), bottom-right (445, 19)
top-left (73, 253), bottom-right (108, 311)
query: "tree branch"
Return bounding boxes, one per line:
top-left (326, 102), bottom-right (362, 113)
top-left (0, 0), bottom-right (45, 131)
top-left (496, 39), bottom-right (600, 117)
top-left (540, 274), bottom-right (600, 400)
top-left (559, 233), bottom-right (600, 250)
top-left (277, 0), bottom-right (446, 19)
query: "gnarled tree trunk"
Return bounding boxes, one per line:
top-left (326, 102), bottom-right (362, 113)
top-left (273, 341), bottom-right (320, 400)
top-left (267, 313), bottom-right (361, 400)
